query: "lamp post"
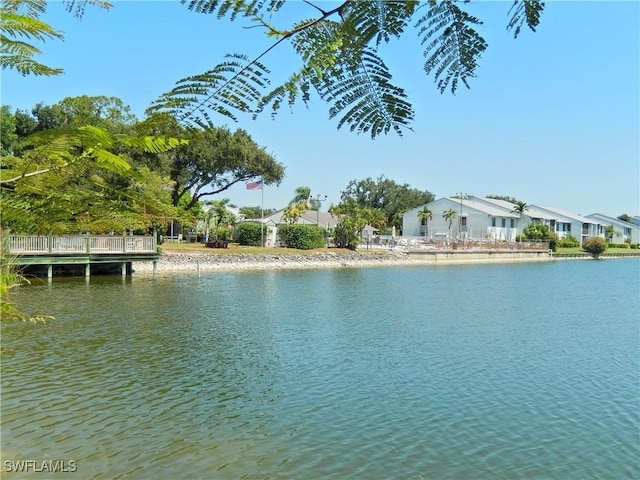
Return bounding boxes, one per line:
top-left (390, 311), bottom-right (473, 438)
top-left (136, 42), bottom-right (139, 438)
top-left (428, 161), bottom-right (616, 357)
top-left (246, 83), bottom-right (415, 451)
top-left (312, 194), bottom-right (328, 226)
top-left (456, 192), bottom-right (468, 245)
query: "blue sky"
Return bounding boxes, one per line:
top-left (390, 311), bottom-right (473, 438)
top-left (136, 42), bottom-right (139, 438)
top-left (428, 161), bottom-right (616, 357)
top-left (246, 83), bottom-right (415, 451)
top-left (2, 1), bottom-right (639, 217)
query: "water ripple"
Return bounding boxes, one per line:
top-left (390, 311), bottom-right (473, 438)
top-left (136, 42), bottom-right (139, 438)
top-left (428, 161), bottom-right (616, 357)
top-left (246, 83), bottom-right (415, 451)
top-left (2, 262), bottom-right (639, 479)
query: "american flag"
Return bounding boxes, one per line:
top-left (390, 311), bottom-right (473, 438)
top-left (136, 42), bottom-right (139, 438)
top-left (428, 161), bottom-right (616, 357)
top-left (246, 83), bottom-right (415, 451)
top-left (246, 179), bottom-right (263, 190)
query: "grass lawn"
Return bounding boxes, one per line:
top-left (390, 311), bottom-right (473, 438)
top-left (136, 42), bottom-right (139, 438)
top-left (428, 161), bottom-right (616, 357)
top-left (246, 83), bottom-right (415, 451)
top-left (159, 242), bottom-right (338, 256)
top-left (554, 247), bottom-right (638, 255)
top-left (160, 242), bottom-right (638, 256)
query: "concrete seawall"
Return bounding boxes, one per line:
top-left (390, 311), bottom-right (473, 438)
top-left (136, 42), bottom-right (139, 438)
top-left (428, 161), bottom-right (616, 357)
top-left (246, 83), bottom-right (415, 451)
top-left (133, 249), bottom-right (553, 274)
top-left (405, 249), bottom-right (552, 265)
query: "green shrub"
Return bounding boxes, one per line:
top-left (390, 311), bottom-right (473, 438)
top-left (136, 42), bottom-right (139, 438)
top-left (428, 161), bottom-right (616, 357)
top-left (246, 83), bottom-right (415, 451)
top-left (236, 222), bottom-right (265, 246)
top-left (277, 224), bottom-right (325, 249)
top-left (522, 222), bottom-right (559, 251)
top-left (582, 236), bottom-right (607, 258)
top-left (558, 234), bottom-right (580, 248)
top-left (631, 243), bottom-right (639, 250)
top-left (608, 242), bottom-right (630, 249)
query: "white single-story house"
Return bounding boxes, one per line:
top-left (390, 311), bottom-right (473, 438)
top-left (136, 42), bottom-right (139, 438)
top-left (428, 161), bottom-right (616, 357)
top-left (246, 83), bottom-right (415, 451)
top-left (243, 209), bottom-right (338, 247)
top-left (585, 213), bottom-right (640, 244)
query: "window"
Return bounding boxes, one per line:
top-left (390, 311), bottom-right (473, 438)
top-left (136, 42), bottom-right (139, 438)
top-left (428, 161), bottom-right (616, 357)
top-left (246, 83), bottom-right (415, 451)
top-left (510, 219), bottom-right (515, 228)
top-left (491, 218), bottom-right (496, 227)
top-left (461, 216), bottom-right (467, 226)
top-left (501, 218), bottom-right (506, 228)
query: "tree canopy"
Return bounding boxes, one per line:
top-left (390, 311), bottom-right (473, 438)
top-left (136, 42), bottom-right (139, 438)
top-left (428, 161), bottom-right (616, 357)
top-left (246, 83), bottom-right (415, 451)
top-left (2, 98), bottom-right (287, 233)
top-left (0, 124), bottom-right (185, 233)
top-left (340, 175), bottom-right (434, 231)
top-left (150, 0), bottom-right (545, 138)
top-left (329, 201), bottom-right (384, 250)
top-left (487, 195), bottom-right (522, 204)
top-left (147, 121), bottom-right (286, 211)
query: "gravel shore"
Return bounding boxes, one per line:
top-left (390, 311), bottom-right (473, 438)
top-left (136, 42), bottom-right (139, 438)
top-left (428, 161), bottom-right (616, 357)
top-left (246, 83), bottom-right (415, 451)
top-left (133, 250), bottom-right (414, 274)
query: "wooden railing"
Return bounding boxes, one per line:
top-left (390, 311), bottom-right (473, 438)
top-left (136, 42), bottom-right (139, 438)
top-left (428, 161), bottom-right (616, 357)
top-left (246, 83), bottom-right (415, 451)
top-left (7, 235), bottom-right (157, 255)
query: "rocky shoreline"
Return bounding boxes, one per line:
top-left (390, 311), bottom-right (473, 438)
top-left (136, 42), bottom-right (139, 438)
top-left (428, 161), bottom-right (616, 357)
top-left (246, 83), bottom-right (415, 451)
top-left (132, 250), bottom-right (414, 274)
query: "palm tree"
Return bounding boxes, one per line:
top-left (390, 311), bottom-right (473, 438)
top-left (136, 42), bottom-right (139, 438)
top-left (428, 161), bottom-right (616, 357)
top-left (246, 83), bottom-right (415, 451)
top-left (443, 209), bottom-right (457, 239)
top-left (604, 225), bottom-right (616, 243)
top-left (512, 201), bottom-right (528, 242)
top-left (290, 186), bottom-right (311, 207)
top-left (205, 199), bottom-right (233, 240)
top-left (417, 207), bottom-right (432, 242)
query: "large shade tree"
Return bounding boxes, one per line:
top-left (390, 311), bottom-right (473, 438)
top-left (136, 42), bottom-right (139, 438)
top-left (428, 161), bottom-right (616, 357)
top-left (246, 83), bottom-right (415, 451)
top-left (340, 175), bottom-right (434, 232)
top-left (160, 124), bottom-right (285, 211)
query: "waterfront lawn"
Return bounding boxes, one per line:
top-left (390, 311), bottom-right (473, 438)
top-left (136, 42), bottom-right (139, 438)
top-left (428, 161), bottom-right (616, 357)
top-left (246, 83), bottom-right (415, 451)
top-left (555, 246), bottom-right (637, 255)
top-left (159, 242), bottom-right (335, 255)
top-left (162, 242), bottom-right (638, 256)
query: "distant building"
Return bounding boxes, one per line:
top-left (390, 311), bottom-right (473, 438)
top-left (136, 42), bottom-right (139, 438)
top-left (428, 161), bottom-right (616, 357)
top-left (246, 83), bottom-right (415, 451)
top-left (585, 213), bottom-right (640, 244)
top-left (403, 196), bottom-right (638, 246)
top-left (402, 197), bottom-right (519, 242)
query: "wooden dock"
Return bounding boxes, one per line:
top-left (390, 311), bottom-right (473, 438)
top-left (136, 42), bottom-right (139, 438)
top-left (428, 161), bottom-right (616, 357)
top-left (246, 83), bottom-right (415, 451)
top-left (7, 234), bottom-right (159, 278)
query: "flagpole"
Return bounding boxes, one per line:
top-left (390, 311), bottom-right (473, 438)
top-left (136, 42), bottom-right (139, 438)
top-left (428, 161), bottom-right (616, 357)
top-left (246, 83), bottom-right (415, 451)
top-left (260, 177), bottom-right (264, 247)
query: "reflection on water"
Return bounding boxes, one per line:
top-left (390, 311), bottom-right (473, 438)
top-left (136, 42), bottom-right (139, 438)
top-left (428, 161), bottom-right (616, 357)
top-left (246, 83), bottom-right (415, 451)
top-left (2, 260), bottom-right (639, 479)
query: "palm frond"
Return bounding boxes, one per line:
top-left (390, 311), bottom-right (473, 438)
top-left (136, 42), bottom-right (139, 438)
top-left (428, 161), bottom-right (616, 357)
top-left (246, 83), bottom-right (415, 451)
top-left (416, 0), bottom-right (487, 94)
top-left (507, 0), bottom-right (545, 38)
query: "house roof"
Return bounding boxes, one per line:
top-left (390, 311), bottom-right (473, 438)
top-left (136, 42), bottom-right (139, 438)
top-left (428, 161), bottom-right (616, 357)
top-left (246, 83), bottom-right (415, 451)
top-left (260, 209), bottom-right (338, 228)
top-left (444, 197), bottom-right (519, 218)
top-left (472, 197), bottom-right (558, 221)
top-left (473, 197), bottom-right (519, 210)
top-left (531, 205), bottom-right (596, 224)
top-left (586, 213), bottom-right (639, 229)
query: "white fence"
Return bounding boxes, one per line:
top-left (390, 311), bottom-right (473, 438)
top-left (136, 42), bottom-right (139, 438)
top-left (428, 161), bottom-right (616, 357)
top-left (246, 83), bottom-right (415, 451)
top-left (8, 235), bottom-right (157, 254)
top-left (361, 235), bottom-right (550, 251)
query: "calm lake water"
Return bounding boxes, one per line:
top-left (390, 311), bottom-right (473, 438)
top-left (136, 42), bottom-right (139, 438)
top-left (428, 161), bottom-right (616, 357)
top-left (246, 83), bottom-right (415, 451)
top-left (2, 259), bottom-right (639, 479)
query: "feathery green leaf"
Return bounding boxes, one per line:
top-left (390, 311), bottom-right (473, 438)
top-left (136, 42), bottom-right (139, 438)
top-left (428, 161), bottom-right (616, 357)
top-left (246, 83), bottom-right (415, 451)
top-left (341, 0), bottom-right (419, 48)
top-left (416, 0), bottom-right (487, 94)
top-left (507, 0), bottom-right (545, 38)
